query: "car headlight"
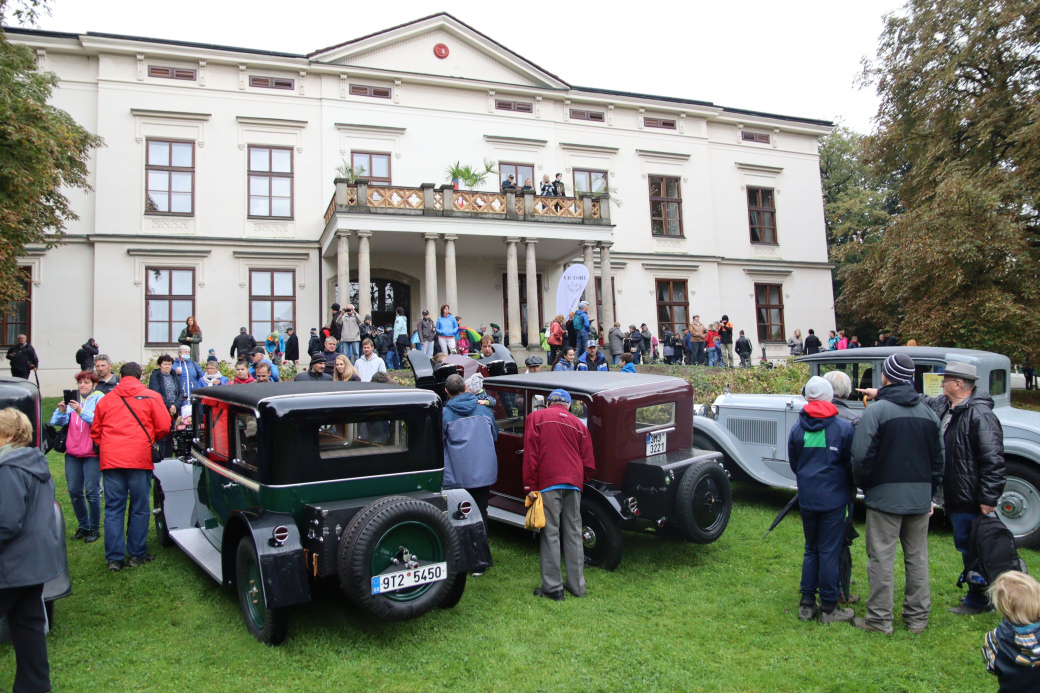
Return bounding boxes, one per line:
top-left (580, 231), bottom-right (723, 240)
top-left (694, 403), bottom-right (708, 418)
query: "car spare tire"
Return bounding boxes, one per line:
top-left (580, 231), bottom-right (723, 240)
top-left (675, 460), bottom-right (732, 544)
top-left (339, 496), bottom-right (460, 621)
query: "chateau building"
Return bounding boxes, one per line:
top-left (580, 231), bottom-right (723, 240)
top-left (7, 13), bottom-right (835, 392)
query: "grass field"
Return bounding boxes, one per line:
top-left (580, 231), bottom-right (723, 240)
top-left (3, 395), bottom-right (1037, 692)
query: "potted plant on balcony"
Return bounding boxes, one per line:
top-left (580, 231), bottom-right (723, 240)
top-left (335, 160), bottom-right (366, 184)
top-left (444, 160), bottom-right (496, 191)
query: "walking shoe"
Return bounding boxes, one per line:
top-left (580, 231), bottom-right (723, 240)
top-left (907, 624), bottom-right (927, 634)
top-left (128, 554), bottom-right (156, 568)
top-left (798, 601), bottom-right (819, 621)
top-left (107, 560), bottom-right (123, 572)
top-left (470, 571), bottom-right (484, 578)
top-left (84, 530), bottom-right (100, 544)
top-left (564, 585), bottom-right (585, 598)
top-left (820, 607), bottom-right (855, 625)
top-left (72, 528), bottom-right (89, 541)
top-left (851, 617), bottom-right (892, 634)
top-left (947, 603), bottom-right (994, 616)
top-left (533, 587), bottom-right (565, 602)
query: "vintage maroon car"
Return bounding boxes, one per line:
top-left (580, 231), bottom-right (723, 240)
top-left (408, 351), bottom-right (732, 570)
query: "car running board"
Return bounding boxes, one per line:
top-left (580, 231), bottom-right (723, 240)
top-left (170, 528), bottom-right (223, 583)
top-left (487, 505), bottom-right (528, 529)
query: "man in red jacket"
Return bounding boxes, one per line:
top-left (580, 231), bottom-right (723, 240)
top-left (523, 389), bottom-right (595, 600)
top-left (91, 362), bottom-right (171, 572)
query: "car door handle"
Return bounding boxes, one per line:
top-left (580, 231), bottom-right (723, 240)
top-left (222, 481), bottom-right (238, 490)
top-left (515, 449), bottom-right (524, 455)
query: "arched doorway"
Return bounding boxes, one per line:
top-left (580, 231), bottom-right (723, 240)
top-left (349, 278), bottom-right (411, 331)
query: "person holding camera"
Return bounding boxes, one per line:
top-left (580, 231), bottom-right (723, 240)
top-left (338, 303), bottom-right (364, 362)
top-left (49, 371), bottom-right (105, 544)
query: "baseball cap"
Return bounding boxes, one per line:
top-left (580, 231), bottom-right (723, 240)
top-left (548, 389), bottom-right (572, 405)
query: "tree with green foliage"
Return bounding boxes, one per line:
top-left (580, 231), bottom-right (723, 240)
top-left (838, 0), bottom-right (1040, 362)
top-left (0, 0), bottom-right (102, 305)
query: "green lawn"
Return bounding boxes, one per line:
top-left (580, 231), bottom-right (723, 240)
top-left (2, 398), bottom-right (1033, 692)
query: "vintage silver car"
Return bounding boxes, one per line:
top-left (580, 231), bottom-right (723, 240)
top-left (692, 347), bottom-right (1040, 547)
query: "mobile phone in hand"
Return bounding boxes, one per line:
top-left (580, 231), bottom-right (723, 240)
top-left (63, 389), bottom-right (77, 405)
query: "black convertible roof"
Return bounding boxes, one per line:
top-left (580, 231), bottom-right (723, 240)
top-left (485, 371), bottom-right (687, 396)
top-left (192, 381), bottom-right (436, 408)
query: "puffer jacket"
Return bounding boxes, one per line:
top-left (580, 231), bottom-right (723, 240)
top-left (442, 393), bottom-right (499, 489)
top-left (832, 398), bottom-right (862, 427)
top-left (982, 618), bottom-right (1040, 693)
top-left (0, 444), bottom-right (64, 588)
top-left (851, 383), bottom-right (944, 515)
top-left (924, 391), bottom-right (1005, 513)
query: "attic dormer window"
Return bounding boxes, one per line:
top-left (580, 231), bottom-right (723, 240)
top-left (148, 66), bottom-right (196, 81)
top-left (496, 99), bottom-right (533, 113)
top-left (250, 75), bottom-right (295, 90)
top-left (644, 117), bottom-right (676, 130)
top-left (570, 109), bottom-right (605, 122)
top-left (350, 84), bottom-right (391, 99)
top-left (741, 131), bottom-right (771, 144)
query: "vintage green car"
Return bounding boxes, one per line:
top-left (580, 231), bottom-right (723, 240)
top-left (153, 381), bottom-right (492, 645)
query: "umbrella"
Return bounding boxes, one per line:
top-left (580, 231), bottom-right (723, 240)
top-left (762, 492), bottom-right (800, 540)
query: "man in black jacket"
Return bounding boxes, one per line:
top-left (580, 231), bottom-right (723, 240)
top-left (735, 330), bottom-right (753, 367)
top-left (230, 327), bottom-right (256, 360)
top-left (283, 327), bottom-right (299, 363)
top-left (927, 361), bottom-right (1005, 615)
top-left (804, 329), bottom-right (823, 355)
top-left (5, 335), bottom-right (37, 379)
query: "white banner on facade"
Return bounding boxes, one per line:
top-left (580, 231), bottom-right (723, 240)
top-left (555, 264), bottom-right (590, 318)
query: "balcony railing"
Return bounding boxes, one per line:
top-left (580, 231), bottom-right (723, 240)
top-left (324, 179), bottom-right (610, 226)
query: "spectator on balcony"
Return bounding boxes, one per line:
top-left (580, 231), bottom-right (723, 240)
top-left (436, 305), bottom-right (459, 354)
top-left (553, 173), bottom-right (566, 197)
top-left (501, 174), bottom-right (517, 191)
top-left (540, 174), bottom-right (554, 196)
top-left (522, 178), bottom-right (533, 191)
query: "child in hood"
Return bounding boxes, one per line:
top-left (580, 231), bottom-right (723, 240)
top-left (982, 571), bottom-right (1040, 693)
top-left (232, 360), bottom-right (255, 384)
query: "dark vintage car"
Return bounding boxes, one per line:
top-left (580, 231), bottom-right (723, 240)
top-left (152, 381), bottom-right (491, 645)
top-left (409, 351), bottom-right (733, 570)
top-left (0, 378), bottom-right (72, 636)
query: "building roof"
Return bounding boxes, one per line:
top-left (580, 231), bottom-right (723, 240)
top-left (485, 371), bottom-right (689, 396)
top-left (192, 381), bottom-right (436, 409)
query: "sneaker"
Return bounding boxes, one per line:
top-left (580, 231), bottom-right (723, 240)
top-left (533, 587), bottom-right (565, 602)
top-left (798, 601), bottom-right (819, 621)
top-left (470, 571), bottom-right (484, 578)
top-left (107, 560), bottom-right (123, 572)
top-left (71, 528), bottom-right (89, 541)
top-left (84, 530), bottom-right (100, 544)
top-left (820, 607), bottom-right (855, 625)
top-left (851, 617), bottom-right (892, 634)
top-left (128, 554), bottom-right (156, 568)
top-left (947, 603), bottom-right (994, 616)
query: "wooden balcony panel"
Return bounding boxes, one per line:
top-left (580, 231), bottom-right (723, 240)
top-left (368, 186), bottom-right (424, 210)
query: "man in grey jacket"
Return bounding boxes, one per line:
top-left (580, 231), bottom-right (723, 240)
top-left (0, 408), bottom-right (64, 692)
top-left (442, 374), bottom-right (498, 531)
top-left (851, 353), bottom-right (944, 634)
top-left (338, 304), bottom-right (364, 363)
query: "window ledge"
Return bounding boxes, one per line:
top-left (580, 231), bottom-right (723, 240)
top-left (145, 212), bottom-right (194, 218)
top-left (750, 241), bottom-right (780, 247)
top-left (651, 235), bottom-right (686, 240)
top-left (247, 216), bottom-right (295, 221)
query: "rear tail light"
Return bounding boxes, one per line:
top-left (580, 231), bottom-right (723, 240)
top-left (457, 501), bottom-right (473, 518)
top-left (626, 497), bottom-right (639, 516)
top-left (271, 526), bottom-right (290, 547)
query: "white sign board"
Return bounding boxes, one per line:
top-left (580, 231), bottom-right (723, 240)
top-left (555, 264), bottom-right (590, 319)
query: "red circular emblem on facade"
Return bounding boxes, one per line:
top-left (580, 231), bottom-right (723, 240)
top-left (433, 43), bottom-right (449, 59)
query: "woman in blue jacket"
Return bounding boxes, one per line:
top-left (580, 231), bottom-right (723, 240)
top-left (435, 304), bottom-right (459, 354)
top-left (551, 347), bottom-right (576, 371)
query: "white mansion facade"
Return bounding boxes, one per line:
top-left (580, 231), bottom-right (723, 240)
top-left (8, 13), bottom-right (835, 393)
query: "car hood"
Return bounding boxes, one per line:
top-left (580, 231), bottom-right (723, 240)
top-left (714, 393), bottom-right (803, 412)
top-left (996, 405), bottom-right (1040, 445)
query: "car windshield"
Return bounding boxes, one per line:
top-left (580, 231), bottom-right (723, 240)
top-left (817, 362), bottom-right (875, 400)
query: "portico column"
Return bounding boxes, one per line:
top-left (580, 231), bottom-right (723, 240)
top-left (598, 241), bottom-right (615, 336)
top-left (505, 237), bottom-right (522, 348)
top-left (582, 241), bottom-right (599, 333)
top-left (443, 234), bottom-right (458, 313)
top-left (357, 230), bottom-right (372, 320)
top-left (336, 231), bottom-right (351, 310)
top-left (424, 233), bottom-right (439, 314)
top-left (524, 238), bottom-right (539, 348)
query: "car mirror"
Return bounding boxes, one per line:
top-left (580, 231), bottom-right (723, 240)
top-left (532, 395), bottom-right (546, 411)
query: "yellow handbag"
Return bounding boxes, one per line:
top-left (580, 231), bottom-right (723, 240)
top-left (525, 491), bottom-right (545, 530)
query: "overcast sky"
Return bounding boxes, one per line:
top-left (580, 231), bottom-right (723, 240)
top-left (31, 0), bottom-right (904, 133)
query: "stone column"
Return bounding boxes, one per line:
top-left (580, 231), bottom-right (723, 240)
top-left (598, 241), bottom-right (614, 331)
top-left (524, 239), bottom-right (539, 348)
top-left (582, 240), bottom-right (599, 333)
top-left (505, 237), bottom-right (522, 348)
top-left (336, 231), bottom-right (351, 310)
top-left (443, 234), bottom-right (458, 313)
top-left (423, 233), bottom-right (439, 315)
top-left (357, 230), bottom-right (372, 320)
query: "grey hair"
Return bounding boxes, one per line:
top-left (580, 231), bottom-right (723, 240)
top-left (95, 354), bottom-right (112, 364)
top-left (823, 370), bottom-right (853, 399)
top-left (178, 344), bottom-right (191, 354)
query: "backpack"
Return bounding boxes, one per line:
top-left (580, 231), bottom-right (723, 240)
top-left (960, 514), bottom-right (1027, 589)
top-left (75, 347), bottom-right (85, 366)
top-left (573, 313), bottom-right (584, 331)
top-left (330, 315), bottom-right (343, 340)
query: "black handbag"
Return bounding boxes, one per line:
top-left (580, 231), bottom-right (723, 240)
top-left (52, 425), bottom-right (69, 453)
top-left (120, 396), bottom-right (163, 464)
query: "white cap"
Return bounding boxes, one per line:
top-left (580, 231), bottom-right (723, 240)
top-left (804, 376), bottom-right (834, 402)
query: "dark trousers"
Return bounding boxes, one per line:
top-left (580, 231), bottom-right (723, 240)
top-left (467, 485), bottom-right (491, 532)
top-left (103, 468), bottom-right (152, 563)
top-left (950, 511), bottom-right (988, 607)
top-left (800, 506), bottom-right (847, 607)
top-left (690, 342), bottom-right (705, 365)
top-left (549, 344), bottom-right (560, 366)
top-left (0, 584), bottom-right (50, 693)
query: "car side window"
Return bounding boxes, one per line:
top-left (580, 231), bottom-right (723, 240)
top-left (817, 362), bottom-right (876, 400)
top-left (491, 388), bottom-right (526, 436)
top-left (990, 369), bottom-right (1007, 396)
top-left (205, 404), bottom-right (229, 462)
top-left (233, 411), bottom-right (260, 478)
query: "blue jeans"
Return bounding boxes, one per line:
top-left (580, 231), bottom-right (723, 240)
top-left (611, 354), bottom-right (620, 366)
top-left (346, 341), bottom-right (360, 362)
top-left (103, 468), bottom-right (152, 563)
top-left (65, 454), bottom-right (101, 531)
top-left (950, 510), bottom-right (988, 606)
top-left (576, 331), bottom-right (589, 354)
top-left (386, 350), bottom-right (399, 370)
top-left (800, 506), bottom-right (848, 607)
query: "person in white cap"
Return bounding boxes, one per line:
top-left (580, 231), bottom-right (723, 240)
top-left (789, 376), bottom-right (856, 624)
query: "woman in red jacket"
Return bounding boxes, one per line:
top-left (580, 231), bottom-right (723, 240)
top-left (547, 314), bottom-right (565, 366)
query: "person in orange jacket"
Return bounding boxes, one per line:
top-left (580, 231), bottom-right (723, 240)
top-left (90, 362), bottom-right (171, 572)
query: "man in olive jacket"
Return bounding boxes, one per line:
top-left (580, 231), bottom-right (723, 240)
top-left (851, 353), bottom-right (944, 634)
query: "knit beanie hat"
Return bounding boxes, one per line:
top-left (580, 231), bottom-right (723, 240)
top-left (882, 353), bottom-right (915, 385)
top-left (803, 376), bottom-right (833, 402)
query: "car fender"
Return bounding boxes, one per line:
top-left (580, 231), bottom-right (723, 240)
top-left (694, 417), bottom-right (797, 490)
top-left (1006, 439), bottom-right (1040, 467)
top-left (583, 480), bottom-right (636, 522)
top-left (152, 458), bottom-right (196, 532)
top-left (442, 488), bottom-right (493, 574)
top-left (222, 510), bottom-right (311, 609)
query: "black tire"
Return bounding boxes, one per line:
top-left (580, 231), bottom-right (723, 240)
top-left (580, 496), bottom-right (624, 571)
top-left (338, 496), bottom-right (459, 621)
top-left (236, 535), bottom-right (288, 645)
top-left (675, 460), bottom-right (732, 544)
top-left (153, 480), bottom-right (174, 548)
top-left (1001, 460), bottom-right (1040, 549)
top-left (439, 572), bottom-right (467, 609)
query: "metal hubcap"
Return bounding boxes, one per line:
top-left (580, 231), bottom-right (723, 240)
top-left (248, 579), bottom-right (260, 606)
top-left (1002, 492), bottom-right (1028, 519)
top-left (999, 477), bottom-right (1040, 539)
top-left (582, 525), bottom-right (597, 549)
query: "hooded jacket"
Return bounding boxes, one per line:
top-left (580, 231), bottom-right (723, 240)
top-left (982, 618), bottom-right (1040, 693)
top-left (418, 317), bottom-right (437, 342)
top-left (851, 383), bottom-right (944, 515)
top-left (0, 444), bottom-right (64, 589)
top-left (77, 340), bottom-right (99, 370)
top-left (230, 331), bottom-right (257, 359)
top-left (577, 351), bottom-right (608, 371)
top-left (91, 377), bottom-right (171, 471)
top-left (924, 390), bottom-right (1005, 513)
top-left (788, 401), bottom-right (855, 512)
top-left (442, 393), bottom-right (499, 489)
top-left (284, 332), bottom-right (299, 361)
top-left (608, 326), bottom-right (625, 354)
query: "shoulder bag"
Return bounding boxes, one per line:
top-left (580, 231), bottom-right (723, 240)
top-left (120, 396), bottom-right (163, 464)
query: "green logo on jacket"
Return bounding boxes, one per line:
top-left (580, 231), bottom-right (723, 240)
top-left (803, 429), bottom-right (827, 448)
